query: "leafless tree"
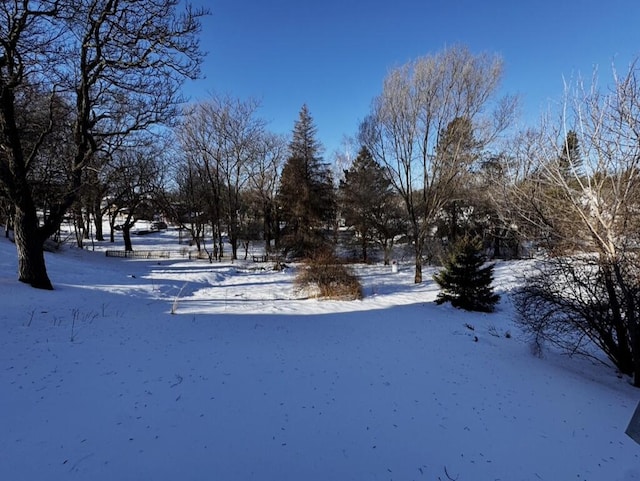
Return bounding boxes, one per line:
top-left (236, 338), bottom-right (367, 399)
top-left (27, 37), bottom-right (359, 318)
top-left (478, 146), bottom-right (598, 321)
top-left (164, 151), bottom-right (209, 252)
top-left (176, 95), bottom-right (267, 260)
top-left (104, 138), bottom-right (167, 251)
top-left (331, 134), bottom-right (357, 185)
top-left (0, 0), bottom-right (205, 288)
top-left (361, 45), bottom-right (517, 282)
top-left (509, 61), bottom-right (640, 385)
top-left (245, 132), bottom-right (287, 251)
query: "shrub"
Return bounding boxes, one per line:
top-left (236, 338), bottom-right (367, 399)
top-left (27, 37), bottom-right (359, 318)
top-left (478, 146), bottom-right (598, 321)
top-left (514, 255), bottom-right (640, 383)
top-left (295, 250), bottom-right (363, 300)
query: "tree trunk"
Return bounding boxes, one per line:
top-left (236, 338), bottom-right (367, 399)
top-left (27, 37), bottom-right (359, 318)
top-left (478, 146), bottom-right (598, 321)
top-left (14, 207), bottom-right (53, 290)
top-left (450, 202), bottom-right (459, 244)
top-left (413, 231), bottom-right (423, 283)
top-left (84, 208), bottom-right (91, 239)
top-left (361, 233), bottom-right (368, 263)
top-left (382, 239), bottom-right (393, 266)
top-left (414, 259), bottom-right (423, 283)
top-left (230, 236), bottom-right (238, 260)
top-left (94, 208), bottom-right (104, 242)
top-left (263, 203), bottom-right (272, 251)
top-left (383, 242), bottom-right (390, 266)
top-left (217, 230), bottom-right (224, 261)
top-left (630, 322), bottom-right (640, 388)
top-left (122, 225), bottom-right (133, 252)
top-left (74, 206), bottom-right (85, 248)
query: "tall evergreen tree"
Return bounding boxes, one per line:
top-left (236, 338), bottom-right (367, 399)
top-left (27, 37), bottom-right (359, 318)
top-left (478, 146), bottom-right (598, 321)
top-left (277, 105), bottom-right (335, 257)
top-left (339, 146), bottom-right (405, 263)
top-left (433, 236), bottom-right (500, 312)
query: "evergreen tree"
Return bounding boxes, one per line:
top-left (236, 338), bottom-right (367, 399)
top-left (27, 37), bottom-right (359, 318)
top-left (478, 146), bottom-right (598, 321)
top-left (558, 130), bottom-right (582, 176)
top-left (433, 236), bottom-right (500, 312)
top-left (339, 146), bottom-right (405, 263)
top-left (277, 105), bottom-right (335, 257)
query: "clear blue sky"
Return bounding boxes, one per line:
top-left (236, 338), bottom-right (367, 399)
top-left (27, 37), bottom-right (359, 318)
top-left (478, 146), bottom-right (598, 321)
top-left (183, 0), bottom-right (640, 157)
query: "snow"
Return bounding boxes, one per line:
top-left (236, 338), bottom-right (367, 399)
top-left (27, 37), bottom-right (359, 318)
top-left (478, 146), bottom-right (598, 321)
top-left (1, 228), bottom-right (639, 481)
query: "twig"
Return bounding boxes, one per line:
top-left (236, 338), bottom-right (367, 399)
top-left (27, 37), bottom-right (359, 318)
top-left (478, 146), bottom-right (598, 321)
top-left (171, 282), bottom-right (189, 314)
top-left (444, 465), bottom-right (459, 481)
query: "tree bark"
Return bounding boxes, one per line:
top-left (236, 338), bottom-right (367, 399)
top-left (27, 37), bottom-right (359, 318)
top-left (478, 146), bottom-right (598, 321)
top-left (230, 236), bottom-right (238, 260)
top-left (14, 207), bottom-right (53, 290)
top-left (94, 208), bottom-right (104, 241)
top-left (414, 258), bottom-right (423, 283)
top-left (263, 203), bottom-right (272, 251)
top-left (122, 225), bottom-right (133, 252)
top-left (383, 242), bottom-right (390, 266)
top-left (74, 206), bottom-right (85, 249)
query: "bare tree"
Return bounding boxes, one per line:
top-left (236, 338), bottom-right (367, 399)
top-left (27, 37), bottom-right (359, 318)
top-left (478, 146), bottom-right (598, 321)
top-left (216, 96), bottom-right (266, 259)
top-left (176, 95), bottom-right (267, 260)
top-left (331, 134), bottom-right (357, 185)
top-left (361, 45), bottom-right (517, 282)
top-left (104, 138), bottom-right (166, 251)
top-left (509, 61), bottom-right (640, 385)
top-left (0, 0), bottom-right (205, 288)
top-left (164, 152), bottom-right (209, 252)
top-left (245, 132), bottom-right (287, 251)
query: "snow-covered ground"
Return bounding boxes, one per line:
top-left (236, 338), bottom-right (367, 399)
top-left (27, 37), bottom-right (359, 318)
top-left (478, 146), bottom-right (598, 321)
top-left (1, 228), bottom-right (638, 481)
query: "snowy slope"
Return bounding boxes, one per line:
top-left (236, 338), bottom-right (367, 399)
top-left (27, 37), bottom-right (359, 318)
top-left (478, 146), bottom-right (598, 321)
top-left (0, 230), bottom-right (638, 481)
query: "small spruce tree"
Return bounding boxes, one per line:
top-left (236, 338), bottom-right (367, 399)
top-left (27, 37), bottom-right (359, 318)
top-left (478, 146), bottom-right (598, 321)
top-left (433, 236), bottom-right (500, 312)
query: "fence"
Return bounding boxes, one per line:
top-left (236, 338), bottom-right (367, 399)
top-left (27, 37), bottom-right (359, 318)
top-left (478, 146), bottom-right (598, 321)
top-left (105, 249), bottom-right (280, 262)
top-left (105, 250), bottom-right (210, 260)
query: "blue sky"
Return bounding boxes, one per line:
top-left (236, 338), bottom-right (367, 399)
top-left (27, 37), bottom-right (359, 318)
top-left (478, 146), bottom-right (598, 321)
top-left (183, 0), bottom-right (640, 157)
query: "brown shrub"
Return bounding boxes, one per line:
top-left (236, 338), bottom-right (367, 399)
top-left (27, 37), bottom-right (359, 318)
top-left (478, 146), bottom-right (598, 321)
top-left (295, 250), bottom-right (363, 300)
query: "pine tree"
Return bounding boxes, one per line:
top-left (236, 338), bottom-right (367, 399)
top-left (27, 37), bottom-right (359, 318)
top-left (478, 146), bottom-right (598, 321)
top-left (277, 105), bottom-right (335, 257)
top-left (339, 146), bottom-right (405, 263)
top-left (433, 236), bottom-right (500, 312)
top-left (558, 130), bottom-right (582, 176)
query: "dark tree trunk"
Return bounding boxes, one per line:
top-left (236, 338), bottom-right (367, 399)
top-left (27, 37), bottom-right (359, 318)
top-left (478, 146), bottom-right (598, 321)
top-left (230, 236), bottom-right (238, 260)
top-left (629, 317), bottom-right (640, 388)
top-left (263, 203), bottom-right (272, 251)
top-left (217, 228), bottom-right (224, 261)
top-left (413, 231), bottom-right (423, 283)
top-left (74, 206), bottom-right (85, 248)
top-left (361, 234), bottom-right (368, 263)
top-left (14, 207), bottom-right (53, 290)
top-left (93, 205), bottom-right (104, 242)
top-left (84, 208), bottom-right (91, 239)
top-left (414, 258), bottom-right (423, 283)
top-left (122, 225), bottom-right (133, 251)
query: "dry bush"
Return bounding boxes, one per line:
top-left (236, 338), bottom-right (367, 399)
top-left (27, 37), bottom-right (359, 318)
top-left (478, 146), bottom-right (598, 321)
top-left (295, 250), bottom-right (363, 300)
